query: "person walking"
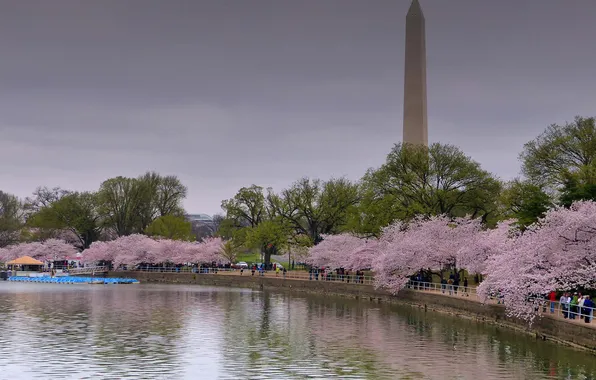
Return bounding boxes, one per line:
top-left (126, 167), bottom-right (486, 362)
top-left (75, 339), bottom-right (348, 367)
top-left (583, 296), bottom-right (594, 323)
top-left (547, 290), bottom-right (557, 314)
top-left (560, 292), bottom-right (570, 319)
top-left (570, 293), bottom-right (579, 319)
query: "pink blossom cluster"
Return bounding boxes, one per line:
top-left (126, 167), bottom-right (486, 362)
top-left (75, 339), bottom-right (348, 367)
top-left (0, 239), bottom-right (79, 262)
top-left (307, 201), bottom-right (596, 323)
top-left (306, 234), bottom-right (377, 271)
top-left (81, 235), bottom-right (225, 266)
top-left (477, 201), bottom-right (596, 322)
top-left (372, 215), bottom-right (484, 294)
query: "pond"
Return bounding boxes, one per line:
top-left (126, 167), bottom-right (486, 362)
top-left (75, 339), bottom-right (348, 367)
top-left (0, 282), bottom-right (594, 379)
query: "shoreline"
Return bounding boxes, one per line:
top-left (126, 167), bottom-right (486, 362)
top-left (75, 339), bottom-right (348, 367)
top-left (107, 270), bottom-right (596, 354)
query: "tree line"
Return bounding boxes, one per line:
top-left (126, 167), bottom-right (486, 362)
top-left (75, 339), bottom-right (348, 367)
top-left (0, 172), bottom-right (190, 250)
top-left (1, 116), bottom-right (595, 262)
top-left (218, 116), bottom-right (596, 263)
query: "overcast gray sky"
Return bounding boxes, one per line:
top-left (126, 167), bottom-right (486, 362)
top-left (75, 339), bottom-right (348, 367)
top-left (1, 0), bottom-right (595, 215)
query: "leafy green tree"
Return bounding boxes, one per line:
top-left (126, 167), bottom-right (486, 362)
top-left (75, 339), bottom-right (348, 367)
top-left (267, 177), bottom-right (360, 243)
top-left (221, 185), bottom-right (268, 228)
top-left (559, 175), bottom-right (596, 207)
top-left (0, 191), bottom-right (23, 247)
top-left (97, 173), bottom-right (187, 236)
top-left (97, 176), bottom-right (147, 236)
top-left (145, 215), bottom-right (194, 241)
top-left (344, 188), bottom-right (406, 237)
top-left (136, 172), bottom-right (187, 230)
top-left (500, 179), bottom-right (552, 229)
top-left (135, 172), bottom-right (187, 232)
top-left (28, 192), bottom-right (102, 249)
top-left (219, 240), bottom-right (241, 263)
top-left (520, 116), bottom-right (596, 188)
top-left (360, 143), bottom-right (501, 230)
top-left (245, 220), bottom-right (291, 264)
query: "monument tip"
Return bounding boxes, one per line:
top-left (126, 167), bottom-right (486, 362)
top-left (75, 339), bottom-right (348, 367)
top-left (407, 0), bottom-right (424, 17)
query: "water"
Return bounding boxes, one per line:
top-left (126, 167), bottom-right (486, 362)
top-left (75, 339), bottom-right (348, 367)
top-left (0, 283), bottom-right (594, 380)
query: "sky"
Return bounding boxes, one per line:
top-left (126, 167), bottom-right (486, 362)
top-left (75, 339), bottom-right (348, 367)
top-left (1, 0), bottom-right (595, 215)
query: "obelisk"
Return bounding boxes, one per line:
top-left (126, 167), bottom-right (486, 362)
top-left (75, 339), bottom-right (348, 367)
top-left (402, 0), bottom-right (428, 146)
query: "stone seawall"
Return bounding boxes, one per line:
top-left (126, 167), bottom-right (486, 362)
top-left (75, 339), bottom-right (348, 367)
top-left (110, 271), bottom-right (596, 353)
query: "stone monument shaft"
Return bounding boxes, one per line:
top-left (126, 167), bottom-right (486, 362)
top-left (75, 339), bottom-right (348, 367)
top-left (402, 0), bottom-right (428, 146)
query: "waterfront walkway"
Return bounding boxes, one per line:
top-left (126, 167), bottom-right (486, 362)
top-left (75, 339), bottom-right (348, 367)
top-left (127, 267), bottom-right (596, 330)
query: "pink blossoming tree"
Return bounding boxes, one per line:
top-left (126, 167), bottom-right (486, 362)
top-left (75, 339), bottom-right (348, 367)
top-left (478, 201), bottom-right (596, 323)
top-left (373, 215), bottom-right (482, 294)
top-left (456, 219), bottom-right (517, 276)
top-left (306, 234), bottom-right (367, 269)
top-left (81, 235), bottom-right (226, 267)
top-left (0, 239), bottom-right (78, 262)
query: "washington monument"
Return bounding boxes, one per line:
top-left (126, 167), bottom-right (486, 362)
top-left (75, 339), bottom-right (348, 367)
top-left (402, 0), bottom-right (428, 146)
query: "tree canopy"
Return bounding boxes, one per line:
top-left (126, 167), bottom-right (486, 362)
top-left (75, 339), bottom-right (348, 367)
top-left (28, 192), bottom-right (102, 249)
top-left (0, 191), bottom-right (23, 247)
top-left (499, 179), bottom-right (552, 230)
top-left (355, 143), bottom-right (501, 234)
top-left (520, 116), bottom-right (596, 188)
top-left (145, 215), bottom-right (194, 241)
top-left (97, 172), bottom-right (187, 236)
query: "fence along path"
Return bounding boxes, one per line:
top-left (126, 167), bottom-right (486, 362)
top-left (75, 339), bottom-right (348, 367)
top-left (68, 266), bottom-right (108, 275)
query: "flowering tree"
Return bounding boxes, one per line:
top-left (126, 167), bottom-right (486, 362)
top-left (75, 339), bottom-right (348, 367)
top-left (0, 239), bottom-right (78, 262)
top-left (478, 201), bottom-right (596, 323)
top-left (373, 216), bottom-right (482, 294)
top-left (456, 219), bottom-right (517, 275)
top-left (80, 235), bottom-right (226, 267)
top-left (306, 233), bottom-right (366, 269)
top-left (37, 239), bottom-right (79, 261)
top-left (344, 239), bottom-right (379, 271)
top-left (110, 234), bottom-right (158, 267)
top-left (155, 238), bottom-right (187, 264)
top-left (196, 237), bottom-right (226, 264)
top-left (81, 241), bottom-right (113, 264)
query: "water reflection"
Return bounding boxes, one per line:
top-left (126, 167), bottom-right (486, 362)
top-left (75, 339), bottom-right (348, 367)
top-left (0, 283), bottom-right (594, 379)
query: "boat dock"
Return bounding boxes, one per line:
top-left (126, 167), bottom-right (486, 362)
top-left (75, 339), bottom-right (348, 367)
top-left (7, 276), bottom-right (139, 284)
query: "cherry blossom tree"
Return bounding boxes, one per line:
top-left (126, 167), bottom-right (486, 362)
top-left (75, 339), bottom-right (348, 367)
top-left (456, 219), bottom-right (517, 276)
top-left (0, 239), bottom-right (78, 262)
top-left (80, 235), bottom-right (227, 267)
top-left (344, 239), bottom-right (378, 271)
top-left (82, 235), bottom-right (158, 267)
top-left (196, 237), bottom-right (226, 264)
top-left (155, 238), bottom-right (187, 264)
top-left (478, 201), bottom-right (596, 323)
top-left (81, 241), bottom-right (112, 264)
top-left (109, 234), bottom-right (159, 267)
top-left (373, 216), bottom-right (482, 294)
top-left (306, 233), bottom-right (366, 269)
top-left (36, 239), bottom-right (79, 261)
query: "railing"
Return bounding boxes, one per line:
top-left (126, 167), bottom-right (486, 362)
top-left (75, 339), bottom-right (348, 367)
top-left (128, 266), bottom-right (376, 285)
top-left (68, 266), bottom-right (108, 275)
top-left (405, 280), bottom-right (595, 323)
top-left (406, 280), bottom-right (478, 296)
top-left (127, 267), bottom-right (236, 273)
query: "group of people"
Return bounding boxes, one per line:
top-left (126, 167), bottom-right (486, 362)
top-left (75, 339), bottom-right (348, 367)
top-left (248, 263), bottom-right (287, 277)
top-left (551, 291), bottom-right (595, 323)
top-left (307, 267), bottom-right (366, 283)
top-left (440, 275), bottom-right (470, 296)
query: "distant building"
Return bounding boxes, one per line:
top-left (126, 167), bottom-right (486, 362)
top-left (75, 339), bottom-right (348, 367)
top-left (186, 214), bottom-right (214, 223)
top-left (186, 214), bottom-right (216, 240)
